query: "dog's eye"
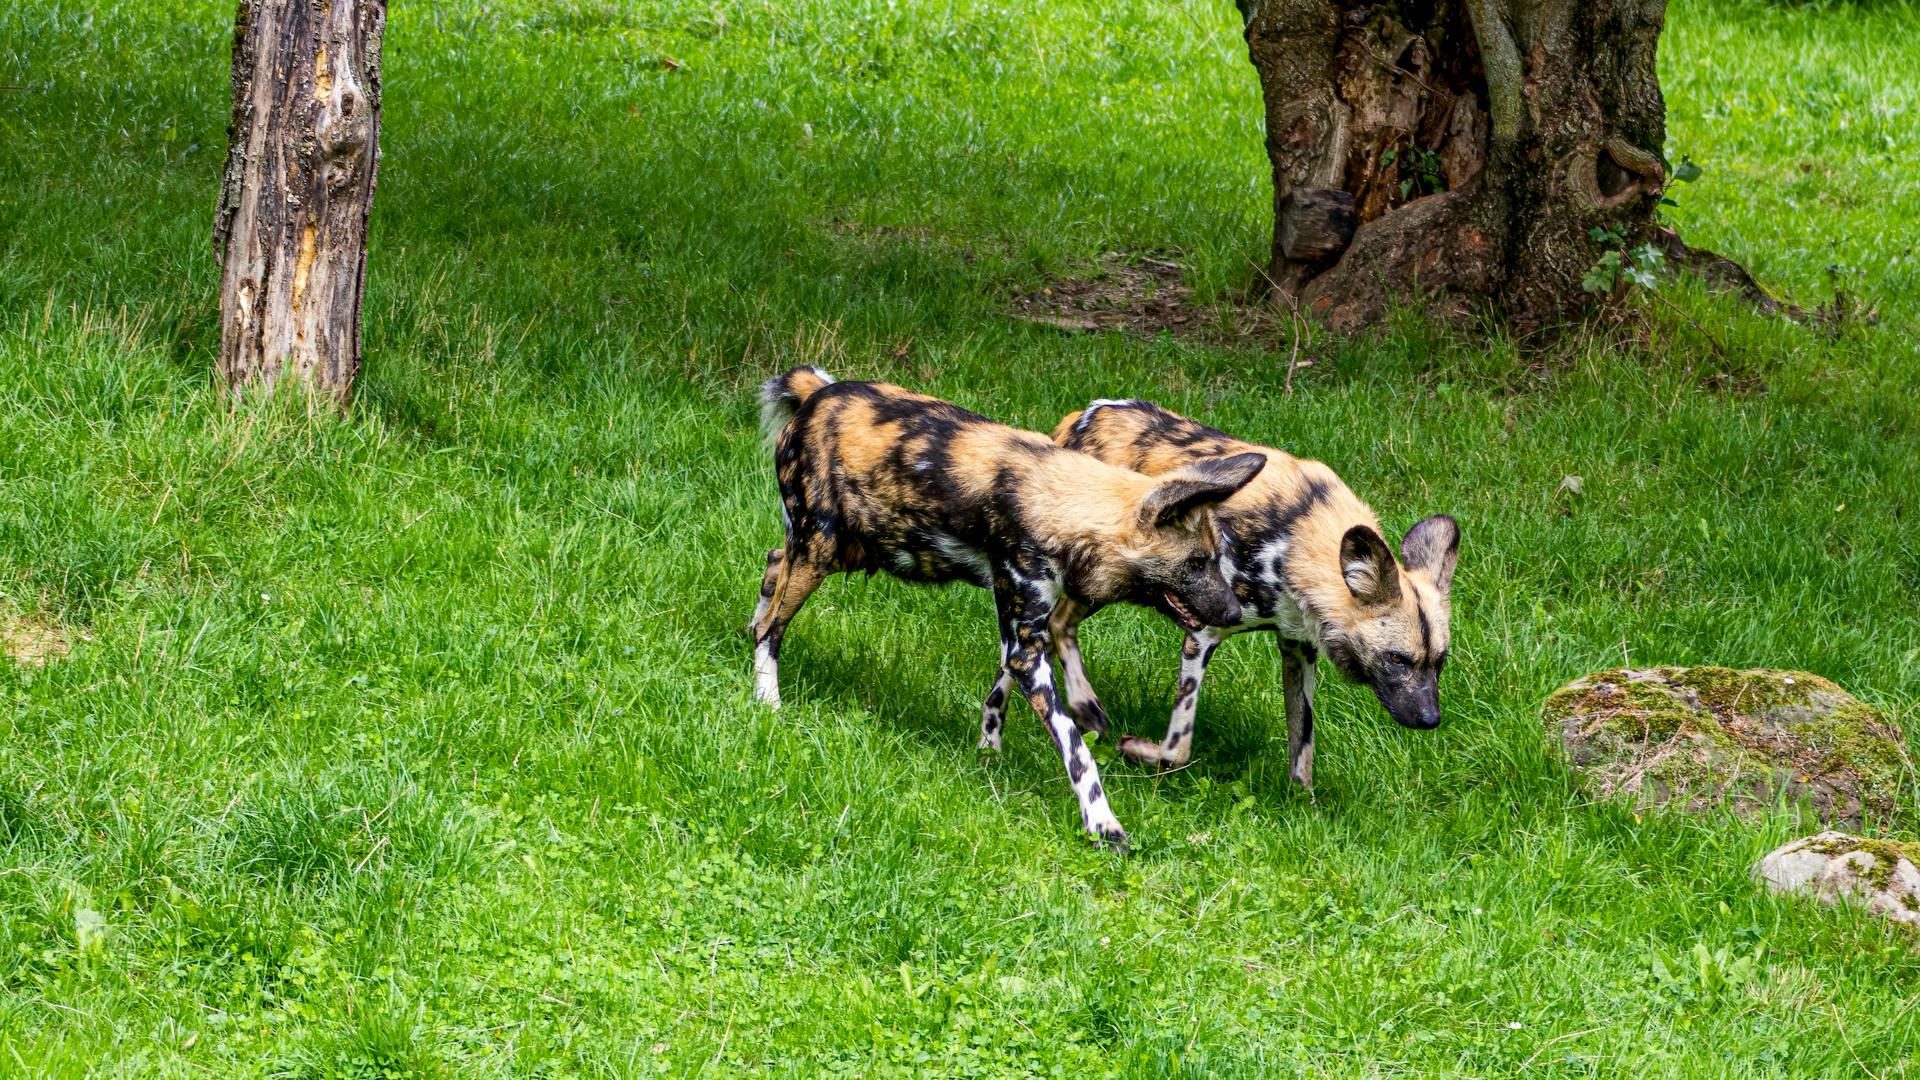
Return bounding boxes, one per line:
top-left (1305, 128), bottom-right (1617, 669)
top-left (1387, 651), bottom-right (1412, 668)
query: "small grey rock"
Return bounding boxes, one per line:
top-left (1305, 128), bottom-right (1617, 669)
top-left (1756, 832), bottom-right (1920, 927)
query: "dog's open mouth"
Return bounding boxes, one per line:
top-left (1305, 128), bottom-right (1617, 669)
top-left (1163, 591), bottom-right (1204, 632)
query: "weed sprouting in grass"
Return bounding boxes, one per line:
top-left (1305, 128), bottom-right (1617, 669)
top-left (296, 1002), bottom-right (444, 1080)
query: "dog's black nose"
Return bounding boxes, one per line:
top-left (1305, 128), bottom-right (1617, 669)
top-left (1393, 703), bottom-right (1442, 730)
top-left (1216, 594), bottom-right (1242, 627)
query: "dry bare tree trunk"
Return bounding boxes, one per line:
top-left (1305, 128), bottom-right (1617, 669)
top-left (214, 0), bottom-right (384, 403)
top-left (1240, 0), bottom-right (1724, 333)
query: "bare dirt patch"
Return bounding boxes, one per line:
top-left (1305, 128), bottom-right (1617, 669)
top-left (1009, 252), bottom-right (1207, 337)
top-left (3, 612), bottom-right (76, 666)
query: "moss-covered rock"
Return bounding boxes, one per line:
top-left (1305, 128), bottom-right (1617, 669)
top-left (1756, 831), bottom-right (1920, 926)
top-left (1543, 666), bottom-right (1912, 829)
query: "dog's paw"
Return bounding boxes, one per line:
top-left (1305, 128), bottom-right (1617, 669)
top-left (1069, 697), bottom-right (1110, 737)
top-left (1090, 820), bottom-right (1130, 855)
top-left (1116, 734), bottom-right (1180, 769)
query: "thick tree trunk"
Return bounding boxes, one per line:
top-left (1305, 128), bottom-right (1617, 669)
top-left (1241, 0), bottom-right (1674, 332)
top-left (214, 0), bottom-right (384, 403)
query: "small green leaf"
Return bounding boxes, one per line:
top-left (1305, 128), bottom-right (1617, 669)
top-left (1581, 250), bottom-right (1622, 295)
top-left (1673, 155), bottom-right (1704, 183)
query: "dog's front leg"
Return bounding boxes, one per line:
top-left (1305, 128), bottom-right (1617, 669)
top-left (1280, 639), bottom-right (1318, 791)
top-left (994, 563), bottom-right (1127, 852)
top-left (1046, 597), bottom-right (1109, 737)
top-left (1118, 626), bottom-right (1226, 769)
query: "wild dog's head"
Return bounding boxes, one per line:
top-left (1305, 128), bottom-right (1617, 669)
top-left (1119, 452), bottom-right (1269, 631)
top-left (1318, 515), bottom-right (1460, 730)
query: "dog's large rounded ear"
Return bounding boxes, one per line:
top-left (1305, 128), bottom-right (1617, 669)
top-left (1139, 452), bottom-right (1267, 528)
top-left (1400, 514), bottom-right (1459, 595)
top-left (1340, 525), bottom-right (1400, 606)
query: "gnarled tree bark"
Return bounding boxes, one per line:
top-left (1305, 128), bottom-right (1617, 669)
top-left (214, 0), bottom-right (384, 403)
top-left (1240, 0), bottom-right (1701, 332)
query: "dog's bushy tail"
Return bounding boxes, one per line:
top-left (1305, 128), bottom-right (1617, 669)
top-left (758, 366), bottom-right (835, 449)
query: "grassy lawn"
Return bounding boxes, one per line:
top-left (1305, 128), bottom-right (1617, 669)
top-left (2, 0), bottom-right (1918, 1074)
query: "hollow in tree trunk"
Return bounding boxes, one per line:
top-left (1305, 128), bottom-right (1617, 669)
top-left (214, 0), bottom-right (384, 403)
top-left (1241, 0), bottom-right (1702, 332)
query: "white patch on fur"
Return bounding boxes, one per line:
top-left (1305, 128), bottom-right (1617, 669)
top-left (1005, 561), bottom-right (1061, 607)
top-left (1212, 536), bottom-right (1312, 638)
top-left (1075, 398), bottom-right (1139, 433)
top-left (757, 366), bottom-right (835, 449)
top-left (1254, 536), bottom-right (1289, 582)
top-left (1342, 556), bottom-right (1382, 597)
top-left (753, 640), bottom-right (780, 708)
top-left (933, 535), bottom-right (991, 582)
top-left (1266, 595), bottom-right (1313, 640)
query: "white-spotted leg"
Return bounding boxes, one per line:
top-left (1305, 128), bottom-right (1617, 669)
top-left (994, 561), bottom-right (1126, 851)
top-left (979, 663), bottom-right (1013, 751)
top-left (1117, 626), bottom-right (1226, 769)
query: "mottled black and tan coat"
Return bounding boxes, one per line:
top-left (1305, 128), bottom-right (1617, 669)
top-left (751, 369), bottom-right (1266, 849)
top-left (1053, 400), bottom-right (1459, 786)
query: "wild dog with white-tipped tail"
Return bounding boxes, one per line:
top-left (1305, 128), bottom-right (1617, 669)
top-left (1052, 399), bottom-right (1458, 787)
top-left (750, 369), bottom-right (1266, 850)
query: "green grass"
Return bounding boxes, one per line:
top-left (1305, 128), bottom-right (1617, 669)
top-left (2, 0), bottom-right (1919, 1074)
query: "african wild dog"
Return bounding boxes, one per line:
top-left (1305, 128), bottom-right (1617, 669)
top-left (749, 368), bottom-right (1267, 849)
top-left (1051, 399), bottom-right (1458, 788)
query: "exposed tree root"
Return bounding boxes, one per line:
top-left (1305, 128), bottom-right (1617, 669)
top-left (1652, 228), bottom-right (1803, 322)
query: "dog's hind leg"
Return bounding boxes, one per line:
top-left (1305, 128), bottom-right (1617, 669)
top-left (746, 548), bottom-right (785, 638)
top-left (1280, 639), bottom-right (1318, 791)
top-left (978, 667), bottom-right (1013, 752)
top-left (1047, 598), bottom-right (1109, 737)
top-left (1117, 626), bottom-right (1225, 769)
top-left (752, 552), bottom-right (826, 710)
top-left (979, 588), bottom-right (1018, 751)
